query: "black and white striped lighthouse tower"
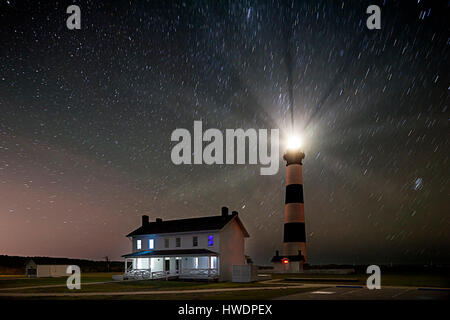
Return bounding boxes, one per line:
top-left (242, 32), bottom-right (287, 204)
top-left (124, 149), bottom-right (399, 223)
top-left (282, 148), bottom-right (306, 262)
top-left (271, 145), bottom-right (306, 272)
top-left (272, 18), bottom-right (307, 272)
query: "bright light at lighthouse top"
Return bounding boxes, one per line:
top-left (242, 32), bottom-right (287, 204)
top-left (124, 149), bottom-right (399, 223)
top-left (286, 134), bottom-right (303, 151)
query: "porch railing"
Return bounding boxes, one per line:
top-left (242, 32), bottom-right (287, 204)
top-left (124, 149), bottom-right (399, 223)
top-left (179, 268), bottom-right (218, 278)
top-left (125, 267), bottom-right (218, 280)
top-left (125, 269), bottom-right (177, 280)
top-left (125, 268), bottom-right (152, 279)
top-left (151, 271), bottom-right (171, 279)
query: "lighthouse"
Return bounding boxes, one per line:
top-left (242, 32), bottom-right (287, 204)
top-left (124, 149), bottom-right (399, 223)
top-left (272, 137), bottom-right (306, 273)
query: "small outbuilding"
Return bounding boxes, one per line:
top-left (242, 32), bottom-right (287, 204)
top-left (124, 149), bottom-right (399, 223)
top-left (232, 264), bottom-right (258, 282)
top-left (25, 259), bottom-right (70, 277)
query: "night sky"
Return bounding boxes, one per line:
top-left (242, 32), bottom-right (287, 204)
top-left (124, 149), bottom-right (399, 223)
top-left (0, 0), bottom-right (448, 265)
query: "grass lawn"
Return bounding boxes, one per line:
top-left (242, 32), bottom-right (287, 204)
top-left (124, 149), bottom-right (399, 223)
top-left (1, 287), bottom-right (318, 300)
top-left (0, 273), bottom-right (122, 289)
top-left (0, 273), bottom-right (317, 300)
top-left (0, 278), bottom-right (293, 294)
top-left (1, 270), bottom-right (448, 300)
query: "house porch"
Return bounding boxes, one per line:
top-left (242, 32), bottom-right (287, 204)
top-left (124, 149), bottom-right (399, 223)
top-left (123, 249), bottom-right (219, 280)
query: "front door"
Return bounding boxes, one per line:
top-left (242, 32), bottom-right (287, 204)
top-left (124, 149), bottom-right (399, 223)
top-left (175, 259), bottom-right (180, 273)
top-left (164, 259), bottom-right (170, 273)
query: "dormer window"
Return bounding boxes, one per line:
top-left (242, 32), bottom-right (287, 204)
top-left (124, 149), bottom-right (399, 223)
top-left (176, 238), bottom-right (181, 247)
top-left (136, 239), bottom-right (142, 250)
top-left (164, 238), bottom-right (170, 248)
top-left (193, 236), bottom-right (198, 247)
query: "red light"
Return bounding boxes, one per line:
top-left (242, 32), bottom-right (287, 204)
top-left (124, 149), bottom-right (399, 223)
top-left (282, 258), bottom-right (289, 264)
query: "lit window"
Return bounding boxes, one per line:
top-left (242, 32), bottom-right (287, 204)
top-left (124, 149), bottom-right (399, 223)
top-left (194, 257), bottom-right (199, 269)
top-left (137, 258), bottom-right (149, 269)
top-left (208, 235), bottom-right (214, 246)
top-left (193, 236), bottom-right (198, 247)
top-left (136, 239), bottom-right (142, 250)
top-left (149, 239), bottom-right (154, 249)
top-left (165, 238), bottom-right (170, 248)
top-left (176, 238), bottom-right (181, 247)
top-left (210, 256), bottom-right (217, 269)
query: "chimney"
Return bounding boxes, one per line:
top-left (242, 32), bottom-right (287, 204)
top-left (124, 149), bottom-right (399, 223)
top-left (156, 218), bottom-right (162, 223)
top-left (142, 215), bottom-right (149, 226)
top-left (221, 206), bottom-right (229, 216)
top-left (231, 210), bottom-right (238, 216)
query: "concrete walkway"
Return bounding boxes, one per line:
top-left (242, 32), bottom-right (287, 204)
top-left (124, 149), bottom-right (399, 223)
top-left (276, 285), bottom-right (450, 300)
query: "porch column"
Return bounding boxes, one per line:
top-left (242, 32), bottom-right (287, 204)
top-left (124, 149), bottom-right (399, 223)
top-left (165, 257), bottom-right (168, 280)
top-left (207, 255), bottom-right (210, 276)
top-left (124, 259), bottom-right (127, 273)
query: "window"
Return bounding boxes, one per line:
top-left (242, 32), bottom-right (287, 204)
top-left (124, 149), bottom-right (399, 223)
top-left (137, 258), bottom-right (149, 269)
top-left (210, 256), bottom-right (217, 269)
top-left (193, 236), bottom-right (198, 247)
top-left (164, 238), bottom-right (170, 248)
top-left (194, 257), bottom-right (199, 269)
top-left (176, 237), bottom-right (181, 247)
top-left (136, 239), bottom-right (142, 250)
top-left (149, 239), bottom-right (154, 249)
top-left (208, 235), bottom-right (214, 246)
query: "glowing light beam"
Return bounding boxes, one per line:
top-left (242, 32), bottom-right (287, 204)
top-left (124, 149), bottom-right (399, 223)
top-left (286, 135), bottom-right (303, 151)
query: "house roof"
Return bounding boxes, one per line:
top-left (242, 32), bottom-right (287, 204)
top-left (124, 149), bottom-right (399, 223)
top-left (122, 249), bottom-right (218, 258)
top-left (126, 213), bottom-right (250, 237)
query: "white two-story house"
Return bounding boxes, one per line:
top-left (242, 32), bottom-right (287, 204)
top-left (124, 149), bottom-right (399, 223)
top-left (122, 206), bottom-right (249, 282)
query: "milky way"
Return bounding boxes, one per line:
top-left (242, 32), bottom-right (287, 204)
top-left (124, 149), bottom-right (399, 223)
top-left (0, 1), bottom-right (448, 265)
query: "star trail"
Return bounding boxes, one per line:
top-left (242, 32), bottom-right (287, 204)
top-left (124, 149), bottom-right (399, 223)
top-left (0, 0), bottom-right (448, 265)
